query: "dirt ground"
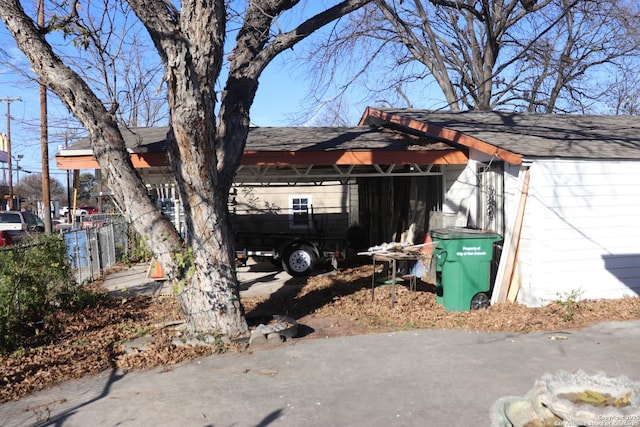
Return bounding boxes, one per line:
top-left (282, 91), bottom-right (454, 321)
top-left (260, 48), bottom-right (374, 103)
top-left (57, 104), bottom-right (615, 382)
top-left (2, 263), bottom-right (640, 403)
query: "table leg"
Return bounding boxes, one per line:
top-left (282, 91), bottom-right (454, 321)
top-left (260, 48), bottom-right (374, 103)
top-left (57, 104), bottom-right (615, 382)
top-left (371, 257), bottom-right (375, 301)
top-left (391, 258), bottom-right (397, 308)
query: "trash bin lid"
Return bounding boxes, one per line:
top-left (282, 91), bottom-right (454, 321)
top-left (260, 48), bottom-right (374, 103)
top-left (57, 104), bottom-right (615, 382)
top-left (430, 227), bottom-right (501, 240)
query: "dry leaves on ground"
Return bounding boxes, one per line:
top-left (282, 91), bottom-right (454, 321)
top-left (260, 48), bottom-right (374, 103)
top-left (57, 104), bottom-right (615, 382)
top-left (245, 264), bottom-right (640, 334)
top-left (2, 263), bottom-right (640, 404)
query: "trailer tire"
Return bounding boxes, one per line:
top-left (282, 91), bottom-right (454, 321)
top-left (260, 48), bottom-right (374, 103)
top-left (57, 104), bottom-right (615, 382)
top-left (282, 243), bottom-right (318, 277)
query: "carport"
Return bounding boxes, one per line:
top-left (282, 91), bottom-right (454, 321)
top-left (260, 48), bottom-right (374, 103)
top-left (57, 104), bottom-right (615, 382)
top-left (56, 125), bottom-right (469, 246)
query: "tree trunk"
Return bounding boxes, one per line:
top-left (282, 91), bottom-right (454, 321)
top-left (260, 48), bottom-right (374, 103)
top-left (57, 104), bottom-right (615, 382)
top-left (0, 0), bottom-right (372, 341)
top-left (174, 193), bottom-right (247, 337)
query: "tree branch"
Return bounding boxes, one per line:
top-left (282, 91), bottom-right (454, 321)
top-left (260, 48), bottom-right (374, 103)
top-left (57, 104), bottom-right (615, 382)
top-left (124, 0), bottom-right (180, 62)
top-left (252, 0), bottom-right (374, 76)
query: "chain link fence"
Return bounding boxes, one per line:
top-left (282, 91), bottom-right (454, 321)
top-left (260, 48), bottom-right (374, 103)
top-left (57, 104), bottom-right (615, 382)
top-left (63, 220), bottom-right (140, 284)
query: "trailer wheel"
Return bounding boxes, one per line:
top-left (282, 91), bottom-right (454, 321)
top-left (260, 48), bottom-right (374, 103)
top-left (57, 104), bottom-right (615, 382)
top-left (470, 292), bottom-right (490, 310)
top-left (282, 244), bottom-right (318, 277)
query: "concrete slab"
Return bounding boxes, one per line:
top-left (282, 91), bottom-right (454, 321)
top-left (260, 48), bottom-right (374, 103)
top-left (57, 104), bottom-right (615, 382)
top-left (2, 321), bottom-right (640, 426)
top-left (102, 260), bottom-right (301, 299)
top-left (101, 264), bottom-right (168, 297)
top-left (236, 260), bottom-right (306, 298)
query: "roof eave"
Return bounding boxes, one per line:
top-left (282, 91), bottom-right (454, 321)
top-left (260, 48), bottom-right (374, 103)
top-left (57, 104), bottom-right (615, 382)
top-left (359, 106), bottom-right (523, 166)
top-left (56, 149), bottom-right (469, 170)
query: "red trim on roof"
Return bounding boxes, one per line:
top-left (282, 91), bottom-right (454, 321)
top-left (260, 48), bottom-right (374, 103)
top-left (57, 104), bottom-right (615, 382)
top-left (56, 149), bottom-right (468, 170)
top-left (359, 107), bottom-right (523, 165)
top-left (241, 150), bottom-right (467, 166)
top-left (55, 153), bottom-right (169, 170)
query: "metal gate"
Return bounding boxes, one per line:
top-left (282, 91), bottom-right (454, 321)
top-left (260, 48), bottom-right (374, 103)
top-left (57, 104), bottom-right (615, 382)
top-left (63, 221), bottom-right (131, 284)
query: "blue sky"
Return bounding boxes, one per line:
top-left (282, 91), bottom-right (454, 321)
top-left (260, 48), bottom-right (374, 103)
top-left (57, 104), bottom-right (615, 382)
top-left (0, 15), bottom-right (366, 184)
top-left (0, 55), bottom-right (305, 185)
top-left (0, 1), bottom-right (444, 186)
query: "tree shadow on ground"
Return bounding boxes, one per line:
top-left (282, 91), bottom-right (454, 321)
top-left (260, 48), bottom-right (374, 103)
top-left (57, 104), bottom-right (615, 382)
top-left (239, 272), bottom-right (281, 292)
top-left (243, 258), bottom-right (437, 333)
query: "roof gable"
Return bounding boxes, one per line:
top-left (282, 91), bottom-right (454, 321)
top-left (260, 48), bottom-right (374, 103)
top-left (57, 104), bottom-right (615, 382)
top-left (360, 107), bottom-right (640, 164)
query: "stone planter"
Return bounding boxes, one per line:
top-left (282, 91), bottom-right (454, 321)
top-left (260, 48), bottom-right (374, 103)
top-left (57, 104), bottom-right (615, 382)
top-left (491, 370), bottom-right (640, 426)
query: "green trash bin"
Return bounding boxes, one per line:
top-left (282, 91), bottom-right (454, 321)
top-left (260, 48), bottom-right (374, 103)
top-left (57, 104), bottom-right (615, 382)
top-left (430, 228), bottom-right (502, 311)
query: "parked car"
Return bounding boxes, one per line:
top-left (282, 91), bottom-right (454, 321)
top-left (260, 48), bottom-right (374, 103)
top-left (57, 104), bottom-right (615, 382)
top-left (0, 210), bottom-right (45, 242)
top-left (78, 206), bottom-right (99, 214)
top-left (60, 206), bottom-right (88, 216)
top-left (0, 230), bottom-right (13, 247)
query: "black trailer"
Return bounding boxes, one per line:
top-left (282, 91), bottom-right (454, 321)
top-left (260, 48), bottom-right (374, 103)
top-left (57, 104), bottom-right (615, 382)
top-left (231, 202), bottom-right (347, 277)
top-left (234, 230), bottom-right (344, 277)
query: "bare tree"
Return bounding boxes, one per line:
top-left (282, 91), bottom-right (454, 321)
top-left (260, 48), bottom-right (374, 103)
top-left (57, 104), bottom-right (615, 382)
top-left (511, 0), bottom-right (640, 112)
top-left (371, 0), bottom-right (557, 111)
top-left (0, 0), bottom-right (372, 339)
top-left (602, 60), bottom-right (640, 115)
top-left (15, 173), bottom-right (66, 211)
top-left (46, 0), bottom-right (167, 127)
top-left (301, 0), bottom-right (640, 113)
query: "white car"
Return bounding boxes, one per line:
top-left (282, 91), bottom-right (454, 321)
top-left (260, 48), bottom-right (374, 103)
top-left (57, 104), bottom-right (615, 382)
top-left (0, 210), bottom-right (45, 241)
top-left (60, 206), bottom-right (88, 216)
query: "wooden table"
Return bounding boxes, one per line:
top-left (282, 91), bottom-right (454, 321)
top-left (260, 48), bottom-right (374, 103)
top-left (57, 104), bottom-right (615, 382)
top-left (366, 252), bottom-right (423, 307)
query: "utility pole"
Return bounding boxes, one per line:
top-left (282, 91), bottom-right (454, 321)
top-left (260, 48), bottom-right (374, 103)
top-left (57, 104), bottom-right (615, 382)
top-left (14, 154), bottom-right (23, 185)
top-left (38, 0), bottom-right (52, 233)
top-left (0, 97), bottom-right (21, 210)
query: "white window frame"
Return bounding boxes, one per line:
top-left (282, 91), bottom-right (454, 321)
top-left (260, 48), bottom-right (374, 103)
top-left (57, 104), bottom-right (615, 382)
top-left (289, 195), bottom-right (312, 229)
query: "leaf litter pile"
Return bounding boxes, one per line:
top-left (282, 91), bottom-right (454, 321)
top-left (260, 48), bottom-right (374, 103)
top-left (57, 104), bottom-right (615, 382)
top-left (3, 263), bottom-right (640, 404)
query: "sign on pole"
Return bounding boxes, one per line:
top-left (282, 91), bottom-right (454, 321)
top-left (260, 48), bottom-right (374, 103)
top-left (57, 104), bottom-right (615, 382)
top-left (0, 133), bottom-right (7, 163)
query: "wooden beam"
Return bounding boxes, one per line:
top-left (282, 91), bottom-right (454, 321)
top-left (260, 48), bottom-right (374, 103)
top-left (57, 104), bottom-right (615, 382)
top-left (55, 152), bottom-right (170, 170)
top-left (56, 149), bottom-right (469, 170)
top-left (360, 107), bottom-right (523, 166)
top-left (56, 155), bottom-right (99, 170)
top-left (507, 246), bottom-right (522, 302)
top-left (494, 168), bottom-right (530, 304)
top-left (240, 150), bottom-right (468, 166)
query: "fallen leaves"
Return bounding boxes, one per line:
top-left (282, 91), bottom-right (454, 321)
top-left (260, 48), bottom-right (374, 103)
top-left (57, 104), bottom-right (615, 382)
top-left (0, 294), bottom-right (208, 404)
top-left (2, 263), bottom-right (640, 404)
top-left (245, 264), bottom-right (640, 334)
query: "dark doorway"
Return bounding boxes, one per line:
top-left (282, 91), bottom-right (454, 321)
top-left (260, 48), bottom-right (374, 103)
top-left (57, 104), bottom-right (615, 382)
top-left (358, 171), bottom-right (442, 246)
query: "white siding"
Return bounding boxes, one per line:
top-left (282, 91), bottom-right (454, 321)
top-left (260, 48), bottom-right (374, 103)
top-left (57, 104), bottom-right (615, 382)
top-left (516, 159), bottom-right (640, 306)
top-left (502, 162), bottom-right (524, 233)
top-left (234, 183), bottom-right (348, 213)
top-left (445, 152), bottom-right (521, 231)
top-left (441, 164), bottom-right (475, 227)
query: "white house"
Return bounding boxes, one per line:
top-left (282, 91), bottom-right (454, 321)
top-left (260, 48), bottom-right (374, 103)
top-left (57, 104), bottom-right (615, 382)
top-left (56, 108), bottom-right (640, 305)
top-left (360, 107), bottom-right (640, 306)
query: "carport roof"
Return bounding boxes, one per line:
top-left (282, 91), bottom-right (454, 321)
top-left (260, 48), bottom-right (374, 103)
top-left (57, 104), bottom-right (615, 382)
top-left (360, 107), bottom-right (640, 165)
top-left (55, 125), bottom-right (467, 170)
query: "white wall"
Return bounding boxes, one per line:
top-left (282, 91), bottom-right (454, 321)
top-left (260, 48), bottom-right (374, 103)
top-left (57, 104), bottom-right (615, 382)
top-left (442, 153), bottom-right (522, 231)
top-left (516, 159), bottom-right (640, 306)
top-left (441, 163), bottom-right (475, 227)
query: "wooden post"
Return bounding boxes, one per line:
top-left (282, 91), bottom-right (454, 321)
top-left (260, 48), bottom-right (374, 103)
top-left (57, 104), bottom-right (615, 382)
top-left (493, 168), bottom-right (530, 304)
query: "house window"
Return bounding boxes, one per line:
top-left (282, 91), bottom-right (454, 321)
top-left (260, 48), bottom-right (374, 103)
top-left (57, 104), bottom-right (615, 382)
top-left (289, 195), bottom-right (312, 229)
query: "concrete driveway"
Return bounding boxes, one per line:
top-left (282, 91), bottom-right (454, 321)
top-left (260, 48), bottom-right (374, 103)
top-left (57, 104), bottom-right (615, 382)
top-left (1, 321), bottom-right (640, 426)
top-left (101, 259), bottom-right (304, 299)
top-left (3, 262), bottom-right (639, 426)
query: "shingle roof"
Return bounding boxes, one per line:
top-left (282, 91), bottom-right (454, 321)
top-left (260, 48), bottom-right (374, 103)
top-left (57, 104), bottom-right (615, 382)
top-left (363, 108), bottom-right (640, 161)
top-left (66, 125), bottom-right (454, 153)
top-left (64, 109), bottom-right (640, 164)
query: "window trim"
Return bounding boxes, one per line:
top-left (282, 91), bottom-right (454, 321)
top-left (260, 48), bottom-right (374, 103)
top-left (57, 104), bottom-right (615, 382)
top-left (289, 195), bottom-right (312, 230)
